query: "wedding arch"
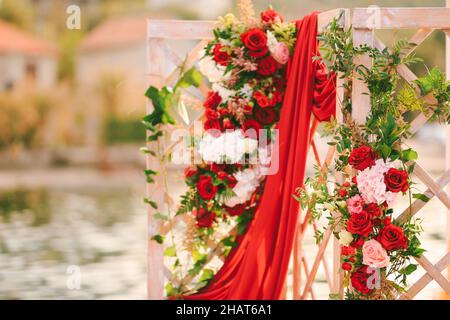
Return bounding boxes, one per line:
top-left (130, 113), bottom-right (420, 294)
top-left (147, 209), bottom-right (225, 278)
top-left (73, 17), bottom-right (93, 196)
top-left (145, 4), bottom-right (450, 300)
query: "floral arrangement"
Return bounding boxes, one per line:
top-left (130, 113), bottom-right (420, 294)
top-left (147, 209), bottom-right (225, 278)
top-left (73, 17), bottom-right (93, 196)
top-left (295, 17), bottom-right (449, 300)
top-left (145, 7), bottom-right (298, 297)
top-left (178, 8), bottom-right (296, 237)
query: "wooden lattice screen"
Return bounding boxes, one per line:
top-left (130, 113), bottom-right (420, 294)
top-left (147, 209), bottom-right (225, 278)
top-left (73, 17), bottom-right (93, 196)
top-left (146, 5), bottom-right (450, 300)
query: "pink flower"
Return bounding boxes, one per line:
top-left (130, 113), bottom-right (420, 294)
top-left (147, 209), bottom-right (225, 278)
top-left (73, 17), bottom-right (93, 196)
top-left (362, 239), bottom-right (390, 268)
top-left (347, 194), bottom-right (365, 214)
top-left (272, 42), bottom-right (289, 65)
top-left (356, 159), bottom-right (397, 206)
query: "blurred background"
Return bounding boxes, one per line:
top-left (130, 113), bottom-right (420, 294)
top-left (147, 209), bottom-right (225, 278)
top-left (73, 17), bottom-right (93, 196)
top-left (0, 0), bottom-right (447, 299)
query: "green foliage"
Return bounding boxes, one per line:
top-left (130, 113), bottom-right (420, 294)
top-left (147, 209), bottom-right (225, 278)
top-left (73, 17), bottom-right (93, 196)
top-left (104, 117), bottom-right (146, 144)
top-left (151, 234), bottom-right (165, 244)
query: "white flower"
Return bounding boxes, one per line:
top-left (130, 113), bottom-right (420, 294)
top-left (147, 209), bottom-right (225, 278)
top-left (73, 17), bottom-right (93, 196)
top-left (356, 159), bottom-right (397, 206)
top-left (212, 83), bottom-right (235, 101)
top-left (266, 30), bottom-right (279, 54)
top-left (224, 167), bottom-right (262, 207)
top-left (198, 56), bottom-right (228, 83)
top-left (338, 230), bottom-right (354, 246)
top-left (197, 130), bottom-right (257, 164)
top-left (239, 83), bottom-right (253, 99)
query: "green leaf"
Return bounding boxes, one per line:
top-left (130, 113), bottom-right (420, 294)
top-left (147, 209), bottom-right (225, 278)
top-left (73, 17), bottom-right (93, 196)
top-left (175, 67), bottom-right (202, 90)
top-left (198, 269), bottom-right (215, 283)
top-left (150, 234), bottom-right (164, 244)
top-left (154, 212), bottom-right (169, 221)
top-left (147, 131), bottom-right (163, 142)
top-left (144, 198), bottom-right (158, 209)
top-left (164, 246), bottom-right (176, 257)
top-left (399, 264), bottom-right (417, 275)
top-left (415, 67), bottom-right (443, 96)
top-left (222, 235), bottom-right (237, 248)
top-left (380, 144), bottom-right (392, 159)
top-left (140, 147), bottom-right (156, 156)
top-left (144, 86), bottom-right (175, 126)
top-left (165, 282), bottom-right (176, 296)
top-left (413, 193), bottom-right (430, 203)
top-left (402, 149), bottom-right (418, 162)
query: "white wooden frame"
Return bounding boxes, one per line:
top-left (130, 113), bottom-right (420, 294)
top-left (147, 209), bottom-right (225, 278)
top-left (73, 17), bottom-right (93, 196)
top-left (146, 5), bottom-right (450, 300)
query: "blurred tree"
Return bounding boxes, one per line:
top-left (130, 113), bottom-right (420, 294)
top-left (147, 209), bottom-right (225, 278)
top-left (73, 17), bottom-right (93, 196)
top-left (0, 0), bottom-right (35, 30)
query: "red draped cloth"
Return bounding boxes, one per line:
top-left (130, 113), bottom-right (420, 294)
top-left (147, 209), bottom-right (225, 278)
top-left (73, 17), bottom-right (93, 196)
top-left (185, 12), bottom-right (336, 300)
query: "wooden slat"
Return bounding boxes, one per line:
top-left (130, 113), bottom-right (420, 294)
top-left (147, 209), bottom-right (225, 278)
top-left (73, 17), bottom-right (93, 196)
top-left (400, 253), bottom-right (450, 300)
top-left (397, 169), bottom-right (450, 224)
top-left (149, 10), bottom-right (347, 41)
top-left (414, 255), bottom-right (450, 294)
top-left (406, 28), bottom-right (434, 54)
top-left (317, 8), bottom-right (347, 32)
top-left (446, 1), bottom-right (450, 296)
top-left (301, 255), bottom-right (316, 299)
top-left (148, 20), bottom-right (214, 39)
top-left (351, 29), bottom-right (374, 124)
top-left (413, 164), bottom-right (450, 210)
top-left (147, 38), bottom-right (166, 300)
top-left (301, 226), bottom-right (333, 299)
top-left (353, 8), bottom-right (450, 29)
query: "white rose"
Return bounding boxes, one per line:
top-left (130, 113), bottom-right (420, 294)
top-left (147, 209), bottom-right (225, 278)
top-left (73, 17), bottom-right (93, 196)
top-left (338, 230), bottom-right (354, 245)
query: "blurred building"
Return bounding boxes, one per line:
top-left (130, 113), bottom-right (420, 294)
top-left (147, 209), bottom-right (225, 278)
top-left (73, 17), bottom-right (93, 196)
top-left (77, 15), bottom-right (148, 90)
top-left (0, 19), bottom-right (58, 91)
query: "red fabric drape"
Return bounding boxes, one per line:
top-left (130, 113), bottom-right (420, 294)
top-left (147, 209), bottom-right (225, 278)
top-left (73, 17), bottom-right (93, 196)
top-left (185, 12), bottom-right (336, 300)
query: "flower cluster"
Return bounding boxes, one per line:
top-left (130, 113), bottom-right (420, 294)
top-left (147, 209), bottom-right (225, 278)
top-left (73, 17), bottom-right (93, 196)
top-left (297, 143), bottom-right (424, 299)
top-left (179, 8), bottom-right (296, 234)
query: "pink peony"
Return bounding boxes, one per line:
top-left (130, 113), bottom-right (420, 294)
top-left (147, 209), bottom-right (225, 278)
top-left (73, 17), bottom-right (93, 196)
top-left (362, 239), bottom-right (390, 268)
top-left (347, 194), bottom-right (365, 214)
top-left (272, 42), bottom-right (289, 65)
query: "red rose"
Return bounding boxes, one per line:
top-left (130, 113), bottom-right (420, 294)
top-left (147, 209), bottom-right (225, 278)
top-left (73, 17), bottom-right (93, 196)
top-left (343, 182), bottom-right (351, 188)
top-left (341, 262), bottom-right (353, 271)
top-left (217, 108), bottom-right (229, 117)
top-left (226, 175), bottom-right (237, 188)
top-left (352, 176), bottom-right (358, 185)
top-left (338, 189), bottom-right (348, 197)
top-left (378, 224), bottom-right (408, 251)
top-left (348, 146), bottom-right (378, 171)
top-left (243, 104), bottom-right (253, 114)
top-left (384, 168), bottom-right (409, 193)
top-left (249, 47), bottom-right (269, 58)
top-left (222, 118), bottom-right (236, 130)
top-left (213, 44), bottom-right (230, 66)
top-left (204, 91), bottom-right (222, 109)
top-left (242, 119), bottom-right (262, 139)
top-left (365, 203), bottom-right (382, 218)
top-left (205, 108), bottom-right (219, 120)
top-left (257, 56), bottom-right (278, 76)
top-left (383, 216), bottom-right (392, 226)
top-left (253, 91), bottom-right (270, 108)
top-left (217, 171), bottom-right (228, 180)
top-left (204, 119), bottom-right (222, 136)
top-left (260, 8), bottom-right (284, 24)
top-left (253, 107), bottom-right (278, 125)
top-left (209, 163), bottom-right (225, 173)
top-left (241, 28), bottom-right (268, 52)
top-left (268, 91), bottom-right (282, 106)
top-left (341, 246), bottom-right (356, 256)
top-left (216, 171), bottom-right (236, 188)
top-left (193, 207), bottom-right (216, 228)
top-left (196, 175), bottom-right (218, 200)
top-left (350, 266), bottom-right (372, 295)
top-left (351, 237), bottom-right (364, 249)
top-left (224, 203), bottom-right (247, 217)
top-left (184, 166), bottom-right (198, 178)
top-left (347, 211), bottom-right (373, 237)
